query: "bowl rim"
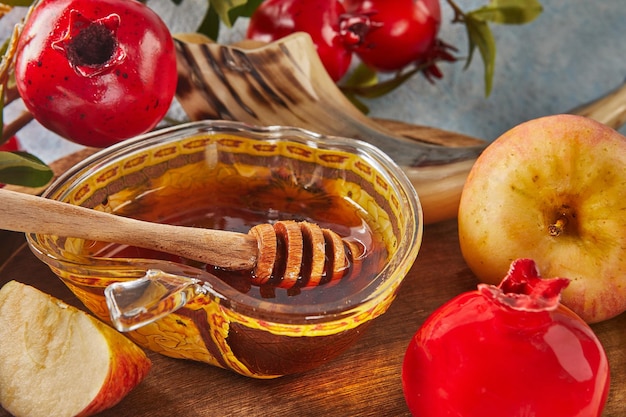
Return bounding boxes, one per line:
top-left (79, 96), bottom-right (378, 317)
top-left (27, 120), bottom-right (423, 324)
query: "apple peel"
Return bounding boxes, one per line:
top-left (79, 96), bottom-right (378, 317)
top-left (0, 280), bottom-right (151, 417)
top-left (458, 114), bottom-right (626, 323)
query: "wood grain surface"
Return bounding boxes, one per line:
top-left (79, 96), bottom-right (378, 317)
top-left (0, 218), bottom-right (624, 417)
top-left (1, 123), bottom-right (624, 416)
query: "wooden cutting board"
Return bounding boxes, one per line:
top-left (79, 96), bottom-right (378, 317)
top-left (1, 126), bottom-right (623, 416)
top-left (0, 143), bottom-right (624, 416)
top-left (1, 219), bottom-right (624, 416)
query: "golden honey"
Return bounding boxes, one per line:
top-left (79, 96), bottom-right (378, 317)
top-left (28, 122), bottom-right (422, 378)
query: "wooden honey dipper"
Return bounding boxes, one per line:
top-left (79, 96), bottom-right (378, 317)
top-left (0, 189), bottom-right (356, 288)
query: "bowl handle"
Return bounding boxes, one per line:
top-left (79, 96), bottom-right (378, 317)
top-left (104, 270), bottom-right (205, 332)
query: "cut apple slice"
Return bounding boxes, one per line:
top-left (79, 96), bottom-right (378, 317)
top-left (0, 280), bottom-right (151, 417)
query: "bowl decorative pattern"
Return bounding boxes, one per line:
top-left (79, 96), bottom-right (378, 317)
top-left (27, 120), bottom-right (422, 378)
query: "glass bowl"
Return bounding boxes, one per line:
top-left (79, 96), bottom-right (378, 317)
top-left (26, 120), bottom-right (422, 378)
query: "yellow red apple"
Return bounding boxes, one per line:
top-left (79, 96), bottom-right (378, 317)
top-left (458, 114), bottom-right (626, 323)
top-left (0, 280), bottom-right (151, 417)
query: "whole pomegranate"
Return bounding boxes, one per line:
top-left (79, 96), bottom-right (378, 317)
top-left (14, 0), bottom-right (178, 148)
top-left (402, 259), bottom-right (610, 416)
top-left (343, 0), bottom-right (446, 74)
top-left (247, 0), bottom-right (354, 82)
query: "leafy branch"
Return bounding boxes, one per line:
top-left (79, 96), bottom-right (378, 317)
top-left (0, 1), bottom-right (52, 187)
top-left (193, 0), bottom-right (263, 41)
top-left (341, 0), bottom-right (543, 111)
top-left (0, 0), bottom-right (541, 188)
top-left (449, 0), bottom-right (543, 96)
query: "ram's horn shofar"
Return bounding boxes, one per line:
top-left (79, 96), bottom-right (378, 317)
top-left (173, 32), bottom-right (626, 224)
top-left (173, 33), bottom-right (486, 168)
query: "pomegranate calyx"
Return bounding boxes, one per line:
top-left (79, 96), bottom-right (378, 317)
top-left (419, 39), bottom-right (458, 82)
top-left (479, 258), bottom-right (570, 312)
top-left (52, 10), bottom-right (126, 77)
top-left (338, 12), bottom-right (382, 48)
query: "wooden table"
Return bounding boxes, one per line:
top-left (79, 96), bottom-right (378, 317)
top-left (1, 217), bottom-right (624, 417)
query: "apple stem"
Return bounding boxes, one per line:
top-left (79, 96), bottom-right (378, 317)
top-left (548, 216), bottom-right (567, 237)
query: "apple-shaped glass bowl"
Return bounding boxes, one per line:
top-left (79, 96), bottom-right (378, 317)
top-left (26, 120), bottom-right (422, 378)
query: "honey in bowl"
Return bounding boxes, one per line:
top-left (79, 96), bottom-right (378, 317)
top-left (93, 165), bottom-right (387, 303)
top-left (28, 121), bottom-right (422, 378)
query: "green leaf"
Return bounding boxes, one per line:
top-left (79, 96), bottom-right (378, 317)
top-left (343, 92), bottom-right (370, 115)
top-left (209, 0), bottom-right (250, 28)
top-left (197, 0), bottom-right (261, 39)
top-left (197, 5), bottom-right (221, 40)
top-left (0, 38), bottom-right (8, 57)
top-left (1, 0), bottom-right (34, 6)
top-left (464, 15), bottom-right (496, 96)
top-left (341, 63), bottom-right (427, 100)
top-left (342, 63), bottom-right (379, 90)
top-left (0, 84), bottom-right (4, 141)
top-left (0, 151), bottom-right (53, 187)
top-left (470, 0), bottom-right (543, 25)
top-left (228, 0), bottom-right (262, 22)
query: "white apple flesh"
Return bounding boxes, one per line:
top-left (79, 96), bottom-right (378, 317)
top-left (458, 114), bottom-right (626, 323)
top-left (0, 280), bottom-right (151, 417)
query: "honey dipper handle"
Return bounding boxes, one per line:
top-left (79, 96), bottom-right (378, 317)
top-left (0, 189), bottom-right (258, 269)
